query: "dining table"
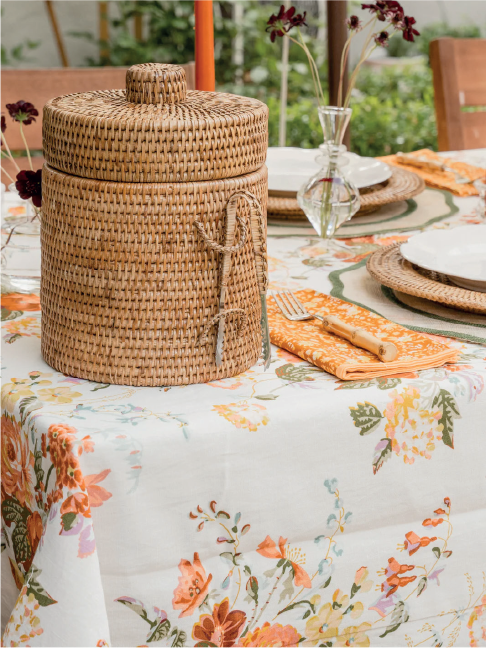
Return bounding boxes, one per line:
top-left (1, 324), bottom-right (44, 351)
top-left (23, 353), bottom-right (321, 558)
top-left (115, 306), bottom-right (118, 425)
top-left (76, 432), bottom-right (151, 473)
top-left (1, 148), bottom-right (486, 648)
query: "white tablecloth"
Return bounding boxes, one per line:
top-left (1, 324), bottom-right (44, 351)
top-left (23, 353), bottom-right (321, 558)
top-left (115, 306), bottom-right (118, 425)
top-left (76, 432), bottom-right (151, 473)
top-left (2, 153), bottom-right (486, 647)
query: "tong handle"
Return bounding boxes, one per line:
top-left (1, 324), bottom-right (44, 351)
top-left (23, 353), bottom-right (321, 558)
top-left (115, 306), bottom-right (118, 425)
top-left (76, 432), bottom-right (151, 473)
top-left (320, 314), bottom-right (398, 363)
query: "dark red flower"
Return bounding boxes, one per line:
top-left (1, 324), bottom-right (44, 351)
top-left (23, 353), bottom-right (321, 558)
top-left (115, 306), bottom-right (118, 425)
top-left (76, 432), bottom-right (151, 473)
top-left (6, 100), bottom-right (38, 126)
top-left (362, 1), bottom-right (403, 21)
top-left (15, 169), bottom-right (42, 208)
top-left (374, 30), bottom-right (390, 47)
top-left (267, 5), bottom-right (307, 42)
top-left (402, 15), bottom-right (420, 42)
top-left (387, 6), bottom-right (405, 28)
top-left (346, 15), bottom-right (362, 31)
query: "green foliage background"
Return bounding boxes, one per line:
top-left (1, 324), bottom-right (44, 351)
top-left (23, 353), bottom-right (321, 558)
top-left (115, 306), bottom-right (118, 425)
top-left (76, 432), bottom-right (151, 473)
top-left (68, 1), bottom-right (483, 156)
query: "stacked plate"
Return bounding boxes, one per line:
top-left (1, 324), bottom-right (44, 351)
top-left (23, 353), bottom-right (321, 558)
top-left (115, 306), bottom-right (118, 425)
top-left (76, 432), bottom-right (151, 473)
top-left (266, 147), bottom-right (392, 194)
top-left (266, 147), bottom-right (424, 219)
top-left (367, 225), bottom-right (486, 315)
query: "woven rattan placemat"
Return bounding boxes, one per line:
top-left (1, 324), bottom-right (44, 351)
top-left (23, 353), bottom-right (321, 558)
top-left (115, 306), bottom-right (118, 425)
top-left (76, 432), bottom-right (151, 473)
top-left (366, 243), bottom-right (486, 315)
top-left (329, 257), bottom-right (486, 344)
top-left (267, 188), bottom-right (458, 239)
top-left (268, 166), bottom-right (425, 220)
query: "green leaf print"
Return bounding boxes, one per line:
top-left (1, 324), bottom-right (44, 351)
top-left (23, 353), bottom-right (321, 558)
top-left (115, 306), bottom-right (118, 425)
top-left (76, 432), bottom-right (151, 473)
top-left (349, 402), bottom-right (384, 435)
top-left (276, 363), bottom-right (323, 383)
top-left (255, 394), bottom-right (279, 400)
top-left (12, 521), bottom-right (30, 563)
top-left (376, 377), bottom-right (402, 390)
top-left (417, 576), bottom-right (428, 597)
top-left (34, 449), bottom-right (45, 490)
top-left (432, 547), bottom-right (441, 559)
top-left (379, 600), bottom-right (409, 638)
top-left (147, 619), bottom-right (171, 642)
top-left (26, 566), bottom-right (57, 607)
top-left (372, 439), bottom-right (393, 475)
top-left (2, 498), bottom-right (29, 527)
top-left (169, 627), bottom-right (187, 647)
top-left (337, 377), bottom-right (401, 391)
top-left (277, 599), bottom-right (316, 617)
top-left (432, 389), bottom-right (461, 448)
top-left (1, 307), bottom-right (23, 321)
top-left (61, 512), bottom-right (77, 532)
top-left (19, 396), bottom-right (42, 424)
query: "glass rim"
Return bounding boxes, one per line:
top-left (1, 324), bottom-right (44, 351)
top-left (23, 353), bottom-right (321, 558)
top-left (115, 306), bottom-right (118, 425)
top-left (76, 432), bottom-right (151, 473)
top-left (317, 106), bottom-right (352, 114)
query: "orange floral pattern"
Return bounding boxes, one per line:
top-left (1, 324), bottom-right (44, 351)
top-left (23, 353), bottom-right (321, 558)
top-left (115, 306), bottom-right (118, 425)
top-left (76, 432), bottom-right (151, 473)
top-left (257, 535), bottom-right (312, 588)
top-left (237, 622), bottom-right (301, 646)
top-left (1, 414), bottom-right (34, 507)
top-left (192, 598), bottom-right (246, 647)
top-left (115, 493), bottom-right (471, 647)
top-left (173, 553), bottom-right (213, 618)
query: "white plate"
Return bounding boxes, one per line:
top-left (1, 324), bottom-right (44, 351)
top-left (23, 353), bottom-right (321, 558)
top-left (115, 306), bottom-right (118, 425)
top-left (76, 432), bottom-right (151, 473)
top-left (266, 147), bottom-right (392, 192)
top-left (400, 225), bottom-right (486, 292)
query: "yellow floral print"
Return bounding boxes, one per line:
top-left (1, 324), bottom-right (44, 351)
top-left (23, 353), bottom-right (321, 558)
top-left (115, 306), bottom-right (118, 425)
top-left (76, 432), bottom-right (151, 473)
top-left (213, 401), bottom-right (269, 432)
top-left (384, 387), bottom-right (442, 464)
top-left (1, 380), bottom-right (35, 413)
top-left (37, 387), bottom-right (82, 405)
top-left (304, 590), bottom-right (364, 646)
top-left (3, 317), bottom-right (40, 338)
top-left (334, 622), bottom-right (372, 647)
top-left (3, 588), bottom-right (43, 645)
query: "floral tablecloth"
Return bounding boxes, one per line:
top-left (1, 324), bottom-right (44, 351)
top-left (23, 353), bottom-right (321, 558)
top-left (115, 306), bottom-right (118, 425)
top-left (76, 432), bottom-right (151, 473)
top-left (2, 153), bottom-right (486, 647)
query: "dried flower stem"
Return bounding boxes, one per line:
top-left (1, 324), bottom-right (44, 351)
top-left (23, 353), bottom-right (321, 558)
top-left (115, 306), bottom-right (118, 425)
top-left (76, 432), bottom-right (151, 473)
top-left (0, 154), bottom-right (15, 184)
top-left (1, 133), bottom-right (21, 175)
top-left (287, 30), bottom-right (325, 107)
top-left (19, 123), bottom-right (33, 171)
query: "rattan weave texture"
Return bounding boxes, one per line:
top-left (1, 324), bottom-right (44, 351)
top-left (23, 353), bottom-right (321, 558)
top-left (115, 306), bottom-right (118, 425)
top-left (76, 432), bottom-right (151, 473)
top-left (367, 243), bottom-right (486, 315)
top-left (43, 64), bottom-right (268, 183)
top-left (41, 164), bottom-right (268, 386)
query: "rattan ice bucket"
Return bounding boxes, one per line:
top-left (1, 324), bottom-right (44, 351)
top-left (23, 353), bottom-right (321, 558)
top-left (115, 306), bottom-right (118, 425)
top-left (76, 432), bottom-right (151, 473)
top-left (41, 63), bottom-right (269, 386)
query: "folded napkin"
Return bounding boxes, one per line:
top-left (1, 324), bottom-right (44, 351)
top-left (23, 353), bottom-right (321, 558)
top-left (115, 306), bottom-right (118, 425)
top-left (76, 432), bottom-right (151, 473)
top-left (379, 148), bottom-right (485, 197)
top-left (269, 289), bottom-right (459, 380)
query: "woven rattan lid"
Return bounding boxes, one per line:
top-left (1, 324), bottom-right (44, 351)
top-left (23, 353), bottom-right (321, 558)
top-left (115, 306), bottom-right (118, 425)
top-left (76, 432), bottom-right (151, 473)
top-left (43, 63), bottom-right (268, 183)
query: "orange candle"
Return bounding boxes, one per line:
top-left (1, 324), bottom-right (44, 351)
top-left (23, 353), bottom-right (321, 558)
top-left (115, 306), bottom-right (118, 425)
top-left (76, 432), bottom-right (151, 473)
top-left (195, 0), bottom-right (215, 91)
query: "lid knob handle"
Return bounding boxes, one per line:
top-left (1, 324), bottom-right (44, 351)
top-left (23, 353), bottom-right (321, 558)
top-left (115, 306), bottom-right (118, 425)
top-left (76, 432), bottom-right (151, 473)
top-left (126, 63), bottom-right (187, 105)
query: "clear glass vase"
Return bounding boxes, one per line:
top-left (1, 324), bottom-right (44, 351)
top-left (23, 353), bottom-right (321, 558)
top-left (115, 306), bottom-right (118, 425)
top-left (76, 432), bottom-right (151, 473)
top-left (1, 184), bottom-right (41, 294)
top-left (297, 106), bottom-right (360, 242)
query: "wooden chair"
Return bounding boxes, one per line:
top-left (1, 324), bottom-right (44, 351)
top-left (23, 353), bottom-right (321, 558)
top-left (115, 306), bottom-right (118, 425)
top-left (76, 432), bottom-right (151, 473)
top-left (1, 63), bottom-right (195, 185)
top-left (430, 38), bottom-right (486, 151)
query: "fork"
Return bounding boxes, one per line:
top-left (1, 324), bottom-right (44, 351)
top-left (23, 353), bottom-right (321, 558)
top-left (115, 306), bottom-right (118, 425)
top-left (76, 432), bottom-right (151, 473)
top-left (273, 290), bottom-right (398, 362)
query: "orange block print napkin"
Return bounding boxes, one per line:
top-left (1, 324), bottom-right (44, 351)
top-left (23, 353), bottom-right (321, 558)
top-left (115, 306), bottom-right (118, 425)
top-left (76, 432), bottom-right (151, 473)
top-left (268, 289), bottom-right (459, 381)
top-left (379, 148), bottom-right (485, 197)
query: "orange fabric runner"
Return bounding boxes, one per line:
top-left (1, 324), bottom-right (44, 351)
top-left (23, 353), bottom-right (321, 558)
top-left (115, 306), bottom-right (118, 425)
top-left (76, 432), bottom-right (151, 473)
top-left (268, 289), bottom-right (459, 380)
top-left (379, 148), bottom-right (485, 197)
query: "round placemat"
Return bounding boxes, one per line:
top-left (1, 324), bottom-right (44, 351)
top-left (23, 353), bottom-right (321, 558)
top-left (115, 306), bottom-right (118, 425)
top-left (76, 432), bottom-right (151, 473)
top-left (267, 166), bottom-right (425, 220)
top-left (366, 243), bottom-right (486, 315)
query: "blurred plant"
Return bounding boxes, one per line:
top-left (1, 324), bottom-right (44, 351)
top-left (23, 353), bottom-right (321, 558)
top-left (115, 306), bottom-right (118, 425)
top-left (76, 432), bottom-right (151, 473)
top-left (71, 0), bottom-right (237, 84)
top-left (1, 8), bottom-right (40, 66)
top-left (263, 63), bottom-right (437, 156)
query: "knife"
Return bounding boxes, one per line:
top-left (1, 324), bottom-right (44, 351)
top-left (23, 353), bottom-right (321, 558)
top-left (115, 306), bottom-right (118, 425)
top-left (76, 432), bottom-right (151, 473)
top-left (215, 197), bottom-right (238, 366)
top-left (248, 193), bottom-right (271, 371)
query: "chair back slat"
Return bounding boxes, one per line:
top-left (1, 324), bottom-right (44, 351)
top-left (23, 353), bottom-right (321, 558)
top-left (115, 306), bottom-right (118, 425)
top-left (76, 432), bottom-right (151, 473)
top-left (1, 63), bottom-right (196, 152)
top-left (430, 38), bottom-right (486, 151)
